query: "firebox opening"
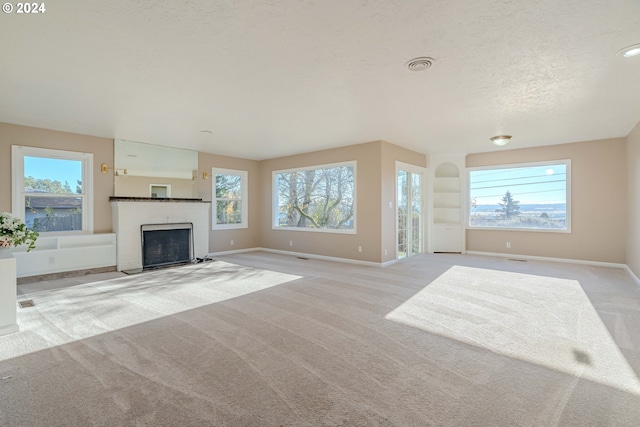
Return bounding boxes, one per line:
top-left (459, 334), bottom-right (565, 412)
top-left (141, 223), bottom-right (194, 270)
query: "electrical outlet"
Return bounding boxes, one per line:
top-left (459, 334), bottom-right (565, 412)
top-left (230, 240), bottom-right (234, 246)
top-left (289, 240), bottom-right (293, 246)
top-left (49, 257), bottom-right (55, 265)
top-left (506, 242), bottom-right (511, 249)
top-left (358, 246), bottom-right (362, 253)
top-left (384, 249), bottom-right (388, 256)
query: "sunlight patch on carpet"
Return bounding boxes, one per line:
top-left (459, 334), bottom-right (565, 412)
top-left (385, 265), bottom-right (640, 395)
top-left (0, 261), bottom-right (300, 362)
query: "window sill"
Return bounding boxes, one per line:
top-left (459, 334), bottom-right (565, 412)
top-left (467, 226), bottom-right (571, 234)
top-left (273, 226), bottom-right (356, 235)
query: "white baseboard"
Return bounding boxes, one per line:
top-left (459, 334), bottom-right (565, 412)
top-left (211, 247), bottom-right (386, 267)
top-left (209, 248), bottom-right (639, 281)
top-left (381, 259), bottom-right (399, 267)
top-left (206, 247), bottom-right (261, 257)
top-left (624, 265), bottom-right (640, 287)
top-left (259, 248), bottom-right (386, 267)
top-left (0, 324), bottom-right (19, 337)
top-left (465, 251), bottom-right (627, 269)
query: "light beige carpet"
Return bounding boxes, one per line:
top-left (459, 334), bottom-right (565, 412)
top-left (1, 252), bottom-right (640, 426)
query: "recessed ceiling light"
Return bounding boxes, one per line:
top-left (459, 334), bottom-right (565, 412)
top-left (406, 57), bottom-right (435, 71)
top-left (490, 135), bottom-right (512, 146)
top-left (618, 43), bottom-right (640, 58)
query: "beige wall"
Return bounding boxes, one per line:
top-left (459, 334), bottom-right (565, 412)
top-left (259, 141), bottom-right (381, 262)
top-left (198, 152), bottom-right (260, 253)
top-left (9, 120), bottom-right (629, 267)
top-left (0, 122), bottom-right (114, 233)
top-left (258, 141), bottom-right (427, 263)
top-left (380, 142), bottom-right (428, 263)
top-left (466, 138), bottom-right (627, 264)
top-left (627, 120), bottom-right (640, 278)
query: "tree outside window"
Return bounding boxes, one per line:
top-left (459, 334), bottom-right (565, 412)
top-left (12, 146), bottom-right (93, 234)
top-left (213, 168), bottom-right (248, 229)
top-left (274, 162), bottom-right (355, 232)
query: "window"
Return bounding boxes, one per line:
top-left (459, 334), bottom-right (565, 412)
top-left (212, 168), bottom-right (248, 229)
top-left (150, 184), bottom-right (171, 198)
top-left (12, 146), bottom-right (93, 234)
top-left (397, 164), bottom-right (423, 258)
top-left (468, 160), bottom-right (570, 232)
top-left (273, 161), bottom-right (356, 233)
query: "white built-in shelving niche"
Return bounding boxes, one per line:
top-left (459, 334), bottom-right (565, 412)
top-left (430, 160), bottom-right (464, 253)
top-left (433, 162), bottom-right (462, 225)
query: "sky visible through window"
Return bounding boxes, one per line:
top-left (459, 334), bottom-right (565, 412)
top-left (469, 163), bottom-right (568, 230)
top-left (470, 164), bottom-right (566, 206)
top-left (24, 156), bottom-right (82, 187)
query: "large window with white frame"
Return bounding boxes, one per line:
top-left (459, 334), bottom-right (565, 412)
top-left (212, 168), bottom-right (248, 229)
top-left (12, 145), bottom-right (94, 234)
top-left (273, 161), bottom-right (356, 233)
top-left (468, 160), bottom-right (570, 232)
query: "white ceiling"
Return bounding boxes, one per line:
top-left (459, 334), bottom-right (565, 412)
top-left (1, 1), bottom-right (640, 160)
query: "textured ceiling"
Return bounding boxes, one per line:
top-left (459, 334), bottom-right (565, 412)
top-left (1, 0), bottom-right (640, 159)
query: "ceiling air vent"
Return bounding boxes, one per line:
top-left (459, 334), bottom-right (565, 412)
top-left (406, 57), bottom-right (435, 71)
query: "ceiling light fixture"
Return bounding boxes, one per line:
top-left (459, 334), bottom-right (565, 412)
top-left (200, 130), bottom-right (214, 134)
top-left (618, 43), bottom-right (640, 58)
top-left (490, 135), bottom-right (512, 146)
top-left (406, 57), bottom-right (435, 71)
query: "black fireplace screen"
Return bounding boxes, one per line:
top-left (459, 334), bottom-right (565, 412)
top-left (141, 224), bottom-right (193, 269)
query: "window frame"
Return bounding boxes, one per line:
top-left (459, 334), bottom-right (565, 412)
top-left (272, 160), bottom-right (357, 234)
top-left (467, 159), bottom-right (571, 233)
top-left (149, 184), bottom-right (171, 198)
top-left (11, 145), bottom-right (94, 235)
top-left (396, 161), bottom-right (426, 259)
top-left (212, 167), bottom-right (248, 230)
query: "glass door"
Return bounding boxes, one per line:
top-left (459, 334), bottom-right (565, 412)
top-left (397, 166), bottom-right (423, 259)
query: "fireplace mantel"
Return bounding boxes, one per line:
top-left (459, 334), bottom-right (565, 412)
top-left (110, 199), bottom-right (210, 272)
top-left (109, 197), bottom-right (209, 203)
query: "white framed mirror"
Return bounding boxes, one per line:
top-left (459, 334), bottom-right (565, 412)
top-left (114, 139), bottom-right (198, 198)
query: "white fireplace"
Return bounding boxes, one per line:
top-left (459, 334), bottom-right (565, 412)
top-left (110, 198), bottom-right (210, 272)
